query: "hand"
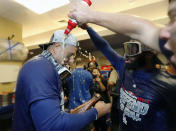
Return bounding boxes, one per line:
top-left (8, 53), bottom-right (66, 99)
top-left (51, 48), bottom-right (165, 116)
top-left (68, 2), bottom-right (95, 25)
top-left (94, 101), bottom-right (111, 118)
top-left (95, 77), bottom-right (101, 82)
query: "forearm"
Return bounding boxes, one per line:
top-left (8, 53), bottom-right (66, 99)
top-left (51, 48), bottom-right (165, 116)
top-left (89, 12), bottom-right (153, 38)
top-left (87, 27), bottom-right (125, 69)
top-left (88, 11), bottom-right (161, 51)
top-left (30, 99), bottom-right (97, 131)
top-left (87, 27), bottom-right (110, 50)
top-left (61, 108), bottom-right (97, 130)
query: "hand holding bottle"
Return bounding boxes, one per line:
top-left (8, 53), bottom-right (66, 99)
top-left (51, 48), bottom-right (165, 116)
top-left (65, 0), bottom-right (92, 35)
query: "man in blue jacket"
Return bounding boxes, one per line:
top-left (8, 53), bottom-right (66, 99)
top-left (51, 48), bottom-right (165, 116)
top-left (12, 30), bottom-right (111, 131)
top-left (81, 25), bottom-right (176, 131)
top-left (66, 57), bottom-right (93, 110)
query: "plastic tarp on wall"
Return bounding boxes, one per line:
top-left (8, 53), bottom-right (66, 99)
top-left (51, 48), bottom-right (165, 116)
top-left (0, 39), bottom-right (28, 61)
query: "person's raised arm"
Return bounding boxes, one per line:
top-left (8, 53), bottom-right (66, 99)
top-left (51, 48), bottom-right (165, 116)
top-left (83, 26), bottom-right (125, 76)
top-left (69, 3), bottom-right (161, 51)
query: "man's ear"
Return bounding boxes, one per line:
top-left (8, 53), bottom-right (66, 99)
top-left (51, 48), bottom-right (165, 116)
top-left (51, 43), bottom-right (60, 54)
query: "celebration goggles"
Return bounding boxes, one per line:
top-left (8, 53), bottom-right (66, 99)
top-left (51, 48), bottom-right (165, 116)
top-left (123, 41), bottom-right (152, 57)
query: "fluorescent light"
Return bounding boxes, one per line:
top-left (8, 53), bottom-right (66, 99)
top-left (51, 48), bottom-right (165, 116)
top-left (14, 0), bottom-right (70, 14)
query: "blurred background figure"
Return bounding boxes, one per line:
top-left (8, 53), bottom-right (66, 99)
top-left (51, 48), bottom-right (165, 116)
top-left (87, 61), bottom-right (99, 73)
top-left (66, 57), bottom-right (93, 111)
top-left (107, 66), bottom-right (119, 131)
top-left (90, 68), bottom-right (111, 131)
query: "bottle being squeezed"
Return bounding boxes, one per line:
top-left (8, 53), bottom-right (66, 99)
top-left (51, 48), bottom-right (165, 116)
top-left (64, 0), bottom-right (92, 35)
top-left (70, 93), bottom-right (101, 114)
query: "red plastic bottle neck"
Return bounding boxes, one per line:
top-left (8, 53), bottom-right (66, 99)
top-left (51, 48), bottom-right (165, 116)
top-left (64, 19), bottom-right (77, 35)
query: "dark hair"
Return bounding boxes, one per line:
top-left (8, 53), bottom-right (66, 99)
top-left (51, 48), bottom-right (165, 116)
top-left (83, 65), bottom-right (87, 70)
top-left (139, 51), bottom-right (162, 66)
top-left (91, 68), bottom-right (105, 80)
top-left (126, 51), bottom-right (162, 70)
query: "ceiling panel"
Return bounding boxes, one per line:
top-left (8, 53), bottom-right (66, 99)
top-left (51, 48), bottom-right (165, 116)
top-left (0, 0), bottom-right (169, 49)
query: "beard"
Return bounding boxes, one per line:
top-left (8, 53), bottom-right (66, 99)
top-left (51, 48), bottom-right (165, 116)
top-left (125, 58), bottom-right (141, 70)
top-left (125, 52), bottom-right (154, 70)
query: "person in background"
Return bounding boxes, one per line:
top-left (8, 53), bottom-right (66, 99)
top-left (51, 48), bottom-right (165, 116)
top-left (91, 68), bottom-right (110, 104)
top-left (87, 61), bottom-right (99, 73)
top-left (107, 66), bottom-right (119, 131)
top-left (83, 64), bottom-right (88, 70)
top-left (91, 68), bottom-right (111, 131)
top-left (66, 57), bottom-right (93, 111)
top-left (12, 30), bottom-right (111, 131)
top-left (66, 57), bottom-right (94, 131)
top-left (108, 66), bottom-right (119, 96)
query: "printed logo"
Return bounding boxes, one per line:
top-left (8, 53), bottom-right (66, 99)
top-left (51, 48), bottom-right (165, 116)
top-left (120, 86), bottom-right (149, 125)
top-left (60, 89), bottom-right (65, 112)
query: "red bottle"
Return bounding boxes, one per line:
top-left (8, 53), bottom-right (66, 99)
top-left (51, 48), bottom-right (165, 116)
top-left (64, 0), bottom-right (92, 35)
top-left (70, 94), bottom-right (101, 114)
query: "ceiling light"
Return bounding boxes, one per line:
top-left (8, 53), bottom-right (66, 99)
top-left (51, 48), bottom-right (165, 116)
top-left (14, 0), bottom-right (70, 14)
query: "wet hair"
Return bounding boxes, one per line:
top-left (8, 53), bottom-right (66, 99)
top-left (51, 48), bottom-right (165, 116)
top-left (75, 58), bottom-right (82, 66)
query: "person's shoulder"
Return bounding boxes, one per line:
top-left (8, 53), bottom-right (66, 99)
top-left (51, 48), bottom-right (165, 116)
top-left (24, 55), bottom-right (51, 68)
top-left (152, 70), bottom-right (176, 88)
top-left (21, 55), bottom-right (55, 76)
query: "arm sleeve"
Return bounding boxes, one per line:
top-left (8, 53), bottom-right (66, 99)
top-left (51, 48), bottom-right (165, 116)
top-left (30, 99), bottom-right (97, 131)
top-left (87, 27), bottom-right (125, 81)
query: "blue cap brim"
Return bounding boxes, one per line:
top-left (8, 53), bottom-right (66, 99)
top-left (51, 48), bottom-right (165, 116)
top-left (39, 42), bottom-right (54, 50)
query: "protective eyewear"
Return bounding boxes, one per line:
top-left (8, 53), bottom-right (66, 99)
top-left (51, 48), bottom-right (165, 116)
top-left (123, 41), bottom-right (142, 57)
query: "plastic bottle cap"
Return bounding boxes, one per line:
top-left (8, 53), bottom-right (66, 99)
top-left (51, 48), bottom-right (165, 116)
top-left (64, 0), bottom-right (92, 35)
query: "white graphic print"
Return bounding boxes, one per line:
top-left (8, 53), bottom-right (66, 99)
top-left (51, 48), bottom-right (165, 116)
top-left (60, 89), bottom-right (65, 112)
top-left (120, 86), bottom-right (149, 125)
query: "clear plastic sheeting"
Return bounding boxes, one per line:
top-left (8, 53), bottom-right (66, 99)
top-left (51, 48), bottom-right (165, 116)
top-left (0, 39), bottom-right (28, 61)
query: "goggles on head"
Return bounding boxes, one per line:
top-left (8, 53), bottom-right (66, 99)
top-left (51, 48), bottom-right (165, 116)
top-left (123, 41), bottom-right (152, 57)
